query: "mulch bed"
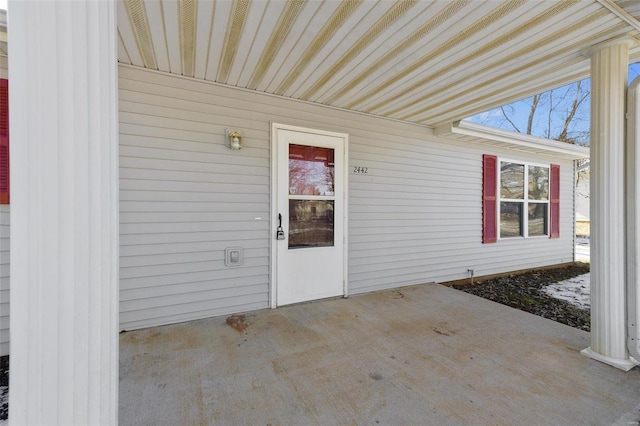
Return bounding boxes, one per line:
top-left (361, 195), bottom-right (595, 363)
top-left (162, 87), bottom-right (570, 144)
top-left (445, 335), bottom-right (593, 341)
top-left (1, 355), bottom-right (7, 420)
top-left (453, 263), bottom-right (591, 331)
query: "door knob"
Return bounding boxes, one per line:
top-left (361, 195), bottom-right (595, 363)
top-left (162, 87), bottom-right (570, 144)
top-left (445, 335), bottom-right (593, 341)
top-left (277, 213), bottom-right (285, 240)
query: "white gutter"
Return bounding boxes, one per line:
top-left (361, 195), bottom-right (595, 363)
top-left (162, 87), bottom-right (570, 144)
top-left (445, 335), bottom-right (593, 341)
top-left (435, 120), bottom-right (590, 160)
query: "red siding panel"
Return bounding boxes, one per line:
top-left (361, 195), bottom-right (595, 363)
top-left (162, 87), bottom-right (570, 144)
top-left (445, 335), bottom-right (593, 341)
top-left (549, 164), bottom-right (560, 238)
top-left (483, 154), bottom-right (498, 243)
top-left (0, 79), bottom-right (7, 204)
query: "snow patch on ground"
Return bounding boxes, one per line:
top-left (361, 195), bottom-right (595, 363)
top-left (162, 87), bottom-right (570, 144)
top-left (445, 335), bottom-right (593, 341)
top-left (543, 273), bottom-right (590, 310)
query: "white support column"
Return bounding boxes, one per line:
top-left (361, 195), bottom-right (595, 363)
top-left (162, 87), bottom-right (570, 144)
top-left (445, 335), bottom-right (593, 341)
top-left (8, 1), bottom-right (119, 424)
top-left (581, 37), bottom-right (638, 371)
top-left (627, 76), bottom-right (640, 363)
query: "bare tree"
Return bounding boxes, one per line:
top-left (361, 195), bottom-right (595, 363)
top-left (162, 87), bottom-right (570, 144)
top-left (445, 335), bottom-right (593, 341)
top-left (472, 62), bottom-right (640, 146)
top-left (487, 81), bottom-right (590, 145)
top-left (527, 93), bottom-right (540, 135)
top-left (500, 105), bottom-right (521, 133)
top-left (558, 81), bottom-right (589, 143)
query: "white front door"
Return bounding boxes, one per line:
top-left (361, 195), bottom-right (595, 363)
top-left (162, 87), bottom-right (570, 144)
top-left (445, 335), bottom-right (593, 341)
top-left (272, 124), bottom-right (347, 306)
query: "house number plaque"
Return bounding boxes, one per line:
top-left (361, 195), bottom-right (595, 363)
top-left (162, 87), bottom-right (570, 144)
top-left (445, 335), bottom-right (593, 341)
top-left (352, 166), bottom-right (369, 174)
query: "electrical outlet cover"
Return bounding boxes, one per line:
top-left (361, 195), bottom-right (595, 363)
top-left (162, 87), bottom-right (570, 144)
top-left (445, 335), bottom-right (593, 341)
top-left (225, 247), bottom-right (244, 267)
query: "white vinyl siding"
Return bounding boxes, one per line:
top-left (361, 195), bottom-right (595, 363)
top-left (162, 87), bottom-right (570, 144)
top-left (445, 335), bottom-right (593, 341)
top-left (1, 56), bottom-right (8, 355)
top-left (119, 64), bottom-right (577, 329)
top-left (348, 142), bottom-right (574, 294)
top-left (0, 63), bottom-right (579, 353)
top-left (0, 206), bottom-right (8, 355)
top-left (119, 76), bottom-right (271, 329)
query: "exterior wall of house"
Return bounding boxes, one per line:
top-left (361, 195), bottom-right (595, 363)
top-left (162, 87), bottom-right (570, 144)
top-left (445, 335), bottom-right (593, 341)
top-left (0, 204), bottom-right (8, 355)
top-left (118, 65), bottom-right (577, 331)
top-left (119, 66), bottom-right (271, 330)
top-left (1, 55), bottom-right (9, 355)
top-left (0, 62), bottom-right (580, 352)
top-left (349, 151), bottom-right (575, 293)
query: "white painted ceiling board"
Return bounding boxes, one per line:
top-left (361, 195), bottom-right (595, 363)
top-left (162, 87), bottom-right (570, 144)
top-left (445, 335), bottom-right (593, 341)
top-left (356, 2), bottom-right (577, 116)
top-left (275, 1), bottom-right (378, 98)
top-left (252, 1), bottom-right (325, 92)
top-left (144, 0), bottom-right (170, 72)
top-left (448, 20), bottom-right (614, 94)
top-left (227, 0), bottom-right (268, 86)
top-left (193, 0), bottom-right (215, 79)
top-left (623, 3), bottom-right (640, 18)
top-left (261, 0), bottom-right (342, 94)
top-left (160, 0), bottom-right (182, 75)
top-left (117, 31), bottom-right (133, 64)
top-left (376, 8), bottom-right (607, 120)
top-left (286, 0), bottom-right (395, 99)
top-left (315, 1), bottom-right (483, 106)
top-left (203, 0), bottom-right (233, 82)
top-left (312, 1), bottom-right (446, 104)
top-left (404, 22), bottom-right (630, 122)
top-left (337, 1), bottom-right (517, 112)
top-left (419, 64), bottom-right (592, 126)
top-left (116, 0), bottom-right (640, 129)
top-left (117, 1), bottom-right (145, 67)
top-left (235, 1), bottom-right (287, 88)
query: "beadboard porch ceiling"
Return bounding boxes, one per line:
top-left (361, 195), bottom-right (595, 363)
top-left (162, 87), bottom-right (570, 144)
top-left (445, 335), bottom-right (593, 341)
top-left (117, 0), bottom-right (640, 129)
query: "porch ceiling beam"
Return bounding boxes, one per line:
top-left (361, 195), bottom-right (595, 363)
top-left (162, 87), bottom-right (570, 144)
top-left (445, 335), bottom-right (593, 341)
top-left (596, 0), bottom-right (640, 33)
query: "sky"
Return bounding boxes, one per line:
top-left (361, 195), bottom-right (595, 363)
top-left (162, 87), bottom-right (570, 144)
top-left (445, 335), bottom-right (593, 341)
top-left (466, 63), bottom-right (640, 144)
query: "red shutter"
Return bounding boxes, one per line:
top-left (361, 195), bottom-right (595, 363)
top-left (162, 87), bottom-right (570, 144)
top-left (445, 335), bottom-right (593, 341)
top-left (0, 79), bottom-right (7, 204)
top-left (549, 164), bottom-right (560, 238)
top-left (483, 154), bottom-right (498, 243)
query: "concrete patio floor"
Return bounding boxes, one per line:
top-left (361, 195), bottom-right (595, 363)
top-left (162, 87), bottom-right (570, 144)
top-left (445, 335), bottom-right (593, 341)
top-left (119, 283), bottom-right (640, 425)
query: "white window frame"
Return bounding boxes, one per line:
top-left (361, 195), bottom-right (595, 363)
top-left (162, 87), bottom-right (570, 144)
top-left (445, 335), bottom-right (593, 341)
top-left (498, 158), bottom-right (550, 239)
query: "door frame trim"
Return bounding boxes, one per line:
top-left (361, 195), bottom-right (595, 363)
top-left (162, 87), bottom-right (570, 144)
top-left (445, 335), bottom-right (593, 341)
top-left (270, 123), bottom-right (349, 308)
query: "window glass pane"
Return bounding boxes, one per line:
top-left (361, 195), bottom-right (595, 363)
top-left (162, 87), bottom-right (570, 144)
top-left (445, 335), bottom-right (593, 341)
top-left (500, 202), bottom-right (523, 237)
top-left (289, 200), bottom-right (334, 249)
top-left (289, 145), bottom-right (335, 195)
top-left (528, 166), bottom-right (549, 200)
top-left (500, 162), bottom-right (524, 199)
top-left (528, 203), bottom-right (548, 236)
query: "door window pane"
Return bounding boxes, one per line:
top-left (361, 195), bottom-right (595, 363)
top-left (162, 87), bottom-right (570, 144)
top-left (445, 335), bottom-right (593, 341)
top-left (528, 203), bottom-right (548, 236)
top-left (528, 166), bottom-right (549, 200)
top-left (289, 200), bottom-right (334, 249)
top-left (289, 145), bottom-right (335, 195)
top-left (500, 162), bottom-right (524, 199)
top-left (500, 202), bottom-right (523, 237)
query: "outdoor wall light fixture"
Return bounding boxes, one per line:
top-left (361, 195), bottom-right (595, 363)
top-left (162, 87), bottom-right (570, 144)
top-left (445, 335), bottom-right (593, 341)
top-left (227, 129), bottom-right (243, 150)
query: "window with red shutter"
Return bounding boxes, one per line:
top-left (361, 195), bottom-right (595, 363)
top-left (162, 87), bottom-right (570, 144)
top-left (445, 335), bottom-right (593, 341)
top-left (0, 79), bottom-right (7, 204)
top-left (483, 154), bottom-right (498, 243)
top-left (486, 155), bottom-right (558, 241)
